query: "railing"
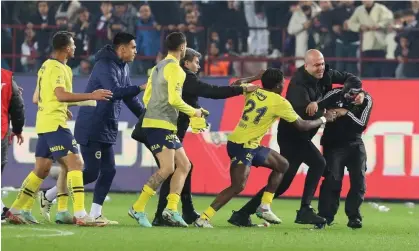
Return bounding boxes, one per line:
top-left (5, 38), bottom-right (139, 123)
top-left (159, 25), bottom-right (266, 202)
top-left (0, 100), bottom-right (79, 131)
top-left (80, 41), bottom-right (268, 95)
top-left (2, 24), bottom-right (419, 77)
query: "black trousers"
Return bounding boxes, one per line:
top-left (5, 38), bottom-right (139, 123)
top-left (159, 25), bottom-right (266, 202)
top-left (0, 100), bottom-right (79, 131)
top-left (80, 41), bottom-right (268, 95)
top-left (318, 142), bottom-right (367, 222)
top-left (238, 137), bottom-right (326, 215)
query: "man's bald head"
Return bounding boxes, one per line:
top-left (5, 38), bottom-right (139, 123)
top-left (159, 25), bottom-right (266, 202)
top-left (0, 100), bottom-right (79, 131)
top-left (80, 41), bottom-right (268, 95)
top-left (304, 49), bottom-right (325, 79)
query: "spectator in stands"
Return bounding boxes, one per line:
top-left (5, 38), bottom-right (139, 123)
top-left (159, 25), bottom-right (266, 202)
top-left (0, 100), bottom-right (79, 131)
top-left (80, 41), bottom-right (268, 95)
top-left (288, 1), bottom-right (321, 68)
top-left (184, 10), bottom-right (205, 53)
top-left (397, 9), bottom-right (419, 78)
top-left (27, 1), bottom-right (55, 65)
top-left (411, 0), bottom-right (419, 20)
top-left (90, 1), bottom-right (113, 54)
top-left (21, 28), bottom-right (38, 73)
top-left (205, 42), bottom-right (230, 76)
top-left (385, 10), bottom-right (404, 78)
top-left (148, 1), bottom-right (182, 31)
top-left (316, 1), bottom-right (335, 68)
top-left (347, 1), bottom-right (393, 78)
top-left (135, 4), bottom-right (161, 75)
top-left (263, 1), bottom-right (294, 58)
top-left (330, 0), bottom-right (359, 75)
top-left (72, 7), bottom-right (91, 66)
top-left (55, 0), bottom-right (81, 25)
top-left (242, 1), bottom-right (269, 56)
top-left (72, 59), bottom-right (92, 76)
top-left (113, 1), bottom-right (137, 35)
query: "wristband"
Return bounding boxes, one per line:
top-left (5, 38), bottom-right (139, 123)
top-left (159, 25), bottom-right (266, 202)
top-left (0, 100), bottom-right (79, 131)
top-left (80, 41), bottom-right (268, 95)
top-left (320, 116), bottom-right (327, 124)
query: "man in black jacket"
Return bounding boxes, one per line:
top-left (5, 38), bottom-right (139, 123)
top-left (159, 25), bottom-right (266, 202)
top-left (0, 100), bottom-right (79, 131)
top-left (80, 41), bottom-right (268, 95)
top-left (132, 48), bottom-right (260, 226)
top-left (316, 85), bottom-right (373, 229)
top-left (228, 49), bottom-right (365, 226)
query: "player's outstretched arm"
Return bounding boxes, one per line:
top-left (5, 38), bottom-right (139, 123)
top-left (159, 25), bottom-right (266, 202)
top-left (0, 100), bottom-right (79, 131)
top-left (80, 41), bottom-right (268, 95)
top-left (292, 110), bottom-right (336, 131)
top-left (54, 87), bottom-right (113, 102)
top-left (97, 64), bottom-right (143, 100)
top-left (231, 70), bottom-right (265, 86)
top-left (183, 74), bottom-right (244, 99)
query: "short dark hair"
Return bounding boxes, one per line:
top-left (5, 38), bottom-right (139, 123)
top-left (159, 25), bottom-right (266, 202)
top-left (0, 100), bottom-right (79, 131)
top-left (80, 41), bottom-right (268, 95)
top-left (261, 68), bottom-right (284, 89)
top-left (180, 48), bottom-right (201, 66)
top-left (165, 32), bottom-right (186, 51)
top-left (113, 32), bottom-right (136, 48)
top-left (52, 31), bottom-right (73, 51)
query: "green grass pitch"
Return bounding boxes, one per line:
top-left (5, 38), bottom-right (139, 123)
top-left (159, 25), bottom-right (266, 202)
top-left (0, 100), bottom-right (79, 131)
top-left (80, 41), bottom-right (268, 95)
top-left (1, 192), bottom-right (418, 251)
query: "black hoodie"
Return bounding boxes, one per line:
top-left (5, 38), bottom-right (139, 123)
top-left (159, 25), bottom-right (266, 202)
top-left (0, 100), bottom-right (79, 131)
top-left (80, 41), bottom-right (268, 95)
top-left (277, 65), bottom-right (360, 142)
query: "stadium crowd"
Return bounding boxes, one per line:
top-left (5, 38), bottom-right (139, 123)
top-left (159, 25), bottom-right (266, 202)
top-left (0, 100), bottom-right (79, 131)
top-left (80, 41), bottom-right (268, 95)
top-left (1, 0), bottom-right (419, 78)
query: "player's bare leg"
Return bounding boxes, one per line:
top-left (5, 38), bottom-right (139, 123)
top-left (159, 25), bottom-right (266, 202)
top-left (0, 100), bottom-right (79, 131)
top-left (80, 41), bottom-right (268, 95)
top-left (255, 150), bottom-right (289, 224)
top-left (162, 147), bottom-right (191, 227)
top-left (59, 153), bottom-right (105, 227)
top-left (6, 157), bottom-right (51, 224)
top-left (195, 163), bottom-right (251, 228)
top-left (130, 148), bottom-right (176, 227)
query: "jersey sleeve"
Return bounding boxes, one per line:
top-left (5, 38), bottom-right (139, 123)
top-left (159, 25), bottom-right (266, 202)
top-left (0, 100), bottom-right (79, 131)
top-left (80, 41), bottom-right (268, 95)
top-left (274, 97), bottom-right (299, 123)
top-left (50, 65), bottom-right (66, 90)
top-left (164, 63), bottom-right (196, 116)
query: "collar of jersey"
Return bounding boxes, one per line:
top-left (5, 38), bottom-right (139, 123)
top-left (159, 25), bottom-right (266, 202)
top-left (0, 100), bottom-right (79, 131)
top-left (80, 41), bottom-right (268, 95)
top-left (165, 54), bottom-right (180, 64)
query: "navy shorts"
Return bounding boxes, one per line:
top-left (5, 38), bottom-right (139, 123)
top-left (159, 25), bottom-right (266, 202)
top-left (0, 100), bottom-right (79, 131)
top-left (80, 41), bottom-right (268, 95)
top-left (35, 126), bottom-right (79, 161)
top-left (227, 141), bottom-right (271, 167)
top-left (143, 128), bottom-right (182, 155)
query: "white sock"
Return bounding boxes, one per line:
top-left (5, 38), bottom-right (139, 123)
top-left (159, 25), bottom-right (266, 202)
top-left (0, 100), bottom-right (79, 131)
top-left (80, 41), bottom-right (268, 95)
top-left (89, 203), bottom-right (102, 219)
top-left (45, 186), bottom-right (58, 202)
top-left (74, 210), bottom-right (87, 218)
top-left (1, 199), bottom-right (5, 210)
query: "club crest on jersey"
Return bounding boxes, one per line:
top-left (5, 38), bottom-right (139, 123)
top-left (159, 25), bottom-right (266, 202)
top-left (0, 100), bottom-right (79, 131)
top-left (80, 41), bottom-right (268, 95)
top-left (95, 151), bottom-right (102, 159)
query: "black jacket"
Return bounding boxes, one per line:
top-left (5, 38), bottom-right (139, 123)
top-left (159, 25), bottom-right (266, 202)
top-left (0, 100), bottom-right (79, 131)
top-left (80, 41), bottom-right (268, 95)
top-left (318, 88), bottom-right (373, 146)
top-left (9, 77), bottom-right (25, 135)
top-left (277, 65), bottom-right (360, 142)
top-left (176, 67), bottom-right (244, 141)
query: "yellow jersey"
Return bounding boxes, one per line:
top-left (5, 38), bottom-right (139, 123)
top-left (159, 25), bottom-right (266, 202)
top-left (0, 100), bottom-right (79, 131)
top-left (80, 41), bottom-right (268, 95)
top-left (142, 54), bottom-right (195, 131)
top-left (228, 89), bottom-right (299, 148)
top-left (35, 59), bottom-right (73, 134)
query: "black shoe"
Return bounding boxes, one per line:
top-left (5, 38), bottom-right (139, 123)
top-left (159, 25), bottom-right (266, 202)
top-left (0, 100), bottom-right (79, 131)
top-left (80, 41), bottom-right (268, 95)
top-left (182, 211), bottom-right (200, 225)
top-left (295, 207), bottom-right (326, 225)
top-left (347, 218), bottom-right (362, 229)
top-left (314, 219), bottom-right (334, 229)
top-left (152, 215), bottom-right (170, 227)
top-left (1, 207), bottom-right (9, 220)
top-left (227, 210), bottom-right (255, 227)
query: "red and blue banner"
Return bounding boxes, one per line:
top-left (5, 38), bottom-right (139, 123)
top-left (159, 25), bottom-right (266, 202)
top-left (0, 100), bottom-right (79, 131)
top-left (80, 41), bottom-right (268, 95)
top-left (2, 76), bottom-right (419, 200)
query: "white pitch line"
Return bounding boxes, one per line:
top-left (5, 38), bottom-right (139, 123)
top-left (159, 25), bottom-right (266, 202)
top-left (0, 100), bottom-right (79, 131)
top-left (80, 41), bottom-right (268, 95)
top-left (2, 226), bottom-right (74, 238)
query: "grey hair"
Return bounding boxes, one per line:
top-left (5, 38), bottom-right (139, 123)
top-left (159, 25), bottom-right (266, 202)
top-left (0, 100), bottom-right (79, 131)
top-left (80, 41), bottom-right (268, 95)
top-left (180, 48), bottom-right (201, 66)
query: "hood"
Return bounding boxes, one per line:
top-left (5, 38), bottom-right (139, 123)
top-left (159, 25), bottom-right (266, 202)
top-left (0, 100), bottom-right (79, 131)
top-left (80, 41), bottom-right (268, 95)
top-left (94, 45), bottom-right (124, 65)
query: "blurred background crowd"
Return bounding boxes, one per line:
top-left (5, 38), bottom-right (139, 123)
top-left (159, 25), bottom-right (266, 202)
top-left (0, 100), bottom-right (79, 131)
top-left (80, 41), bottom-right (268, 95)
top-left (1, 0), bottom-right (419, 78)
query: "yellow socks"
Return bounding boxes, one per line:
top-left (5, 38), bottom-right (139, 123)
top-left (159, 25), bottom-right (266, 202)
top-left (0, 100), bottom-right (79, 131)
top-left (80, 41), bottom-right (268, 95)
top-left (67, 170), bottom-right (85, 217)
top-left (261, 191), bottom-right (274, 205)
top-left (11, 172), bottom-right (43, 211)
top-left (22, 197), bottom-right (36, 212)
top-left (166, 193), bottom-right (180, 211)
top-left (132, 185), bottom-right (156, 212)
top-left (201, 206), bottom-right (216, 221)
top-left (57, 193), bottom-right (69, 212)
